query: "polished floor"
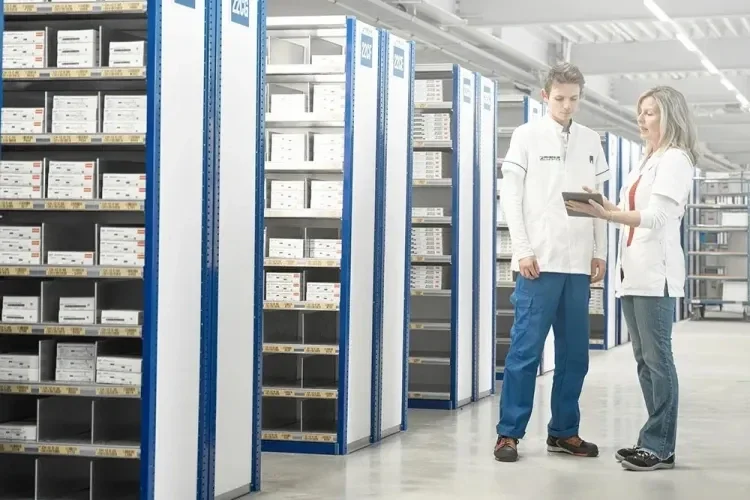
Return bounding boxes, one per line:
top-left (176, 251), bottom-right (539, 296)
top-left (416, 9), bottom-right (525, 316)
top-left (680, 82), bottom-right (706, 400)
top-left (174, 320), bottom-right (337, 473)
top-left (251, 320), bottom-right (750, 499)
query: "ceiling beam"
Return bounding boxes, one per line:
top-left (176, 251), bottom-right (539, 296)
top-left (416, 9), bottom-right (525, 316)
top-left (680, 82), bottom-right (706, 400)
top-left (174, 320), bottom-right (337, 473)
top-left (611, 75), bottom-right (750, 106)
top-left (458, 0), bottom-right (750, 27)
top-left (571, 37), bottom-right (750, 75)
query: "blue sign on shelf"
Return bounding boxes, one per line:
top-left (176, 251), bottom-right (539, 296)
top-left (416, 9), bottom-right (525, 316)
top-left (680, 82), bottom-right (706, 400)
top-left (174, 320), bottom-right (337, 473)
top-left (231, 0), bottom-right (250, 26)
top-left (462, 77), bottom-right (472, 104)
top-left (483, 85), bottom-right (492, 111)
top-left (360, 33), bottom-right (373, 68)
top-left (174, 0), bottom-right (195, 8)
top-left (393, 46), bottom-right (405, 79)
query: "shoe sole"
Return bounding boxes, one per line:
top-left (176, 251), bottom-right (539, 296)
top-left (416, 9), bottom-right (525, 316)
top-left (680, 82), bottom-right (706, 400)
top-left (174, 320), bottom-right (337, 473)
top-left (547, 445), bottom-right (599, 457)
top-left (615, 451), bottom-right (631, 462)
top-left (494, 453), bottom-right (519, 463)
top-left (621, 460), bottom-right (675, 472)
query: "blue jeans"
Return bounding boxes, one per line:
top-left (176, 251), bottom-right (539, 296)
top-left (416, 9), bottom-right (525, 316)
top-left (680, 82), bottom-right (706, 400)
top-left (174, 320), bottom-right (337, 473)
top-left (620, 294), bottom-right (678, 460)
top-left (497, 272), bottom-right (591, 439)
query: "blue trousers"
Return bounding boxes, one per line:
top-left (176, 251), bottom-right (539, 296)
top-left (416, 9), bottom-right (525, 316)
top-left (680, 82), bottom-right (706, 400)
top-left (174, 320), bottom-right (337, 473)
top-left (497, 272), bottom-right (591, 439)
top-left (621, 294), bottom-right (678, 460)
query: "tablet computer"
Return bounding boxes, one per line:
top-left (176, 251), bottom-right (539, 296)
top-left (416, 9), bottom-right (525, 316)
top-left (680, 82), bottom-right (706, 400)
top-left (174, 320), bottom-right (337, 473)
top-left (562, 192), bottom-right (604, 218)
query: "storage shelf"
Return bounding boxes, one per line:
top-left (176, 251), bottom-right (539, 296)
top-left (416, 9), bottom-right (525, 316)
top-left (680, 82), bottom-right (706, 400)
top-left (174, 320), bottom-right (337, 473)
top-left (1, 1), bottom-right (149, 494)
top-left (262, 16), bottom-right (412, 454)
top-left (4, 1), bottom-right (146, 16)
top-left (685, 172), bottom-right (749, 321)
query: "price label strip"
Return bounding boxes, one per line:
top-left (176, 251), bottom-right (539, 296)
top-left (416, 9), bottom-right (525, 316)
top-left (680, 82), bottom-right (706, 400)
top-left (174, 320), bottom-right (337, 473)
top-left (261, 431), bottom-right (336, 443)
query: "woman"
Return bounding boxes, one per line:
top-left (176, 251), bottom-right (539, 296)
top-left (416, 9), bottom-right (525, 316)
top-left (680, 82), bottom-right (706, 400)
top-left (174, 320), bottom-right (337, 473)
top-left (566, 86), bottom-right (698, 472)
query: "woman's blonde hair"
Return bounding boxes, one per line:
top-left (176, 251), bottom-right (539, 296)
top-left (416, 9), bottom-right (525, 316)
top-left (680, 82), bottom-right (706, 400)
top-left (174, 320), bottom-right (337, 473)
top-left (637, 86), bottom-right (700, 165)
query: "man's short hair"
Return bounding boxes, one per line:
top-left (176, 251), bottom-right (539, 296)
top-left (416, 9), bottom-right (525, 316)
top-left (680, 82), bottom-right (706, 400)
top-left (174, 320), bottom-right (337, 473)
top-left (543, 63), bottom-right (586, 95)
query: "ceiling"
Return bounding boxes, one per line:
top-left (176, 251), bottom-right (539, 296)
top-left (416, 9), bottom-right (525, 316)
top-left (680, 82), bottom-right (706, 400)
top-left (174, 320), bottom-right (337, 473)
top-left (267, 0), bottom-right (750, 170)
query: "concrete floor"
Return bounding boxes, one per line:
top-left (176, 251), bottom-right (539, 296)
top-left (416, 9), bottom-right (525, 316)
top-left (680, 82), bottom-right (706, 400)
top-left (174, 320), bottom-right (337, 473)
top-left (252, 320), bottom-right (750, 499)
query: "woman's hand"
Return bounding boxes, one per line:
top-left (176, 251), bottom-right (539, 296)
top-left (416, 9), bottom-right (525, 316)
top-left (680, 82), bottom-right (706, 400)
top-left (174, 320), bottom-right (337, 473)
top-left (566, 198), bottom-right (609, 219)
top-left (582, 186), bottom-right (618, 211)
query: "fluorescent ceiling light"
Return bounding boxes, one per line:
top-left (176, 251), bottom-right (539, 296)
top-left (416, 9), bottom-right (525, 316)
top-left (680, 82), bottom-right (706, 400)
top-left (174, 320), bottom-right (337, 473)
top-left (675, 32), bottom-right (697, 52)
top-left (720, 77), bottom-right (735, 91)
top-left (643, 0), bottom-right (671, 23)
top-left (643, 0), bottom-right (749, 112)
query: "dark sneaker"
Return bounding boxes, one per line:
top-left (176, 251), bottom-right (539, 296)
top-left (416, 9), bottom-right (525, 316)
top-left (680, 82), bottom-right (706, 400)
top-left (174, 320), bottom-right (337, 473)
top-left (546, 435), bottom-right (599, 457)
top-left (621, 449), bottom-right (675, 471)
top-left (494, 436), bottom-right (519, 462)
top-left (615, 446), bottom-right (639, 462)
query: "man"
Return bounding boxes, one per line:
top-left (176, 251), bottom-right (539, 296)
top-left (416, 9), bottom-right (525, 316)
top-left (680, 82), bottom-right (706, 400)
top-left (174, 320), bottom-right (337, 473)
top-left (494, 63), bottom-right (609, 462)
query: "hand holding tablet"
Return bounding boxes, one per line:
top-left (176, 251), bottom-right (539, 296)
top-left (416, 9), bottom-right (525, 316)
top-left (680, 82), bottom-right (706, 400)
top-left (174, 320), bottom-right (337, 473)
top-left (563, 191), bottom-right (605, 218)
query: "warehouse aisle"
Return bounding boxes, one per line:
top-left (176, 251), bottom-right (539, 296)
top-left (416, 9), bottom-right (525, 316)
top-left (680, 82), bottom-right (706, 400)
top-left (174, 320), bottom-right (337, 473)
top-left (252, 321), bottom-right (750, 500)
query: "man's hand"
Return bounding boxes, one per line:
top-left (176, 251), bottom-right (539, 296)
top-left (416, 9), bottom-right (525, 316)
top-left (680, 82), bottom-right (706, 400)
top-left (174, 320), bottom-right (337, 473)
top-left (590, 258), bottom-right (606, 283)
top-left (519, 256), bottom-right (541, 280)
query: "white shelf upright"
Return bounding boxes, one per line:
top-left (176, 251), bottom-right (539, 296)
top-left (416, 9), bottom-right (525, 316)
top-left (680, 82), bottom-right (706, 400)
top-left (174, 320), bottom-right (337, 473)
top-left (615, 138), bottom-right (636, 345)
top-left (408, 64), bottom-right (475, 410)
top-left (0, 0), bottom-right (265, 498)
top-left (372, 32), bottom-right (414, 439)
top-left (584, 131), bottom-right (619, 351)
top-left (473, 75), bottom-right (497, 401)
top-left (262, 15), bottom-right (409, 455)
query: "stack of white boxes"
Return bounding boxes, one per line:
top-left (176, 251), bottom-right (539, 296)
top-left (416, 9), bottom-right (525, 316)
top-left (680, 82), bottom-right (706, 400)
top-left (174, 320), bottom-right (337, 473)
top-left (414, 79), bottom-right (443, 102)
top-left (58, 297), bottom-right (95, 325)
top-left (0, 226), bottom-right (42, 265)
top-left (47, 160), bottom-right (95, 199)
top-left (267, 238), bottom-right (304, 259)
top-left (0, 160), bottom-right (43, 199)
top-left (55, 342), bottom-right (95, 383)
top-left (270, 180), bottom-right (305, 210)
top-left (413, 113), bottom-right (451, 142)
top-left (411, 228), bottom-right (444, 256)
top-left (52, 95), bottom-right (98, 134)
top-left (307, 239), bottom-right (341, 259)
top-left (312, 84), bottom-right (345, 116)
top-left (0, 347), bottom-right (39, 383)
top-left (108, 41), bottom-right (145, 67)
top-left (265, 272), bottom-right (301, 302)
top-left (410, 266), bottom-right (443, 290)
top-left (47, 250), bottom-right (94, 266)
top-left (413, 152), bottom-right (442, 180)
top-left (99, 226), bottom-right (145, 267)
top-left (309, 180), bottom-right (342, 210)
top-left (305, 282), bottom-right (340, 303)
top-left (269, 93), bottom-right (305, 115)
top-left (96, 354), bottom-right (141, 386)
top-left (0, 419), bottom-right (37, 442)
top-left (412, 207), bottom-right (444, 218)
top-left (1, 107), bottom-right (45, 135)
top-left (268, 133), bottom-right (306, 162)
top-left (103, 94), bottom-right (146, 134)
top-left (57, 29), bottom-right (98, 68)
top-left (312, 133), bottom-right (344, 163)
top-left (100, 309), bottom-right (143, 326)
top-left (101, 173), bottom-right (146, 200)
top-left (1, 296), bottom-right (40, 324)
top-left (3, 30), bottom-right (45, 69)
top-left (496, 261), bottom-right (512, 284)
top-left (310, 54), bottom-right (344, 66)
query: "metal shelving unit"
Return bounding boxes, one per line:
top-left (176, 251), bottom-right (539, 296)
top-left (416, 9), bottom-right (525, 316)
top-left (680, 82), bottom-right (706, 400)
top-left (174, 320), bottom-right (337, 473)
top-left (0, 4), bottom-right (146, 496)
top-left (0, 0), bottom-right (266, 497)
top-left (408, 64), bottom-right (477, 410)
top-left (686, 172), bottom-right (750, 321)
top-left (261, 16), bottom-right (412, 455)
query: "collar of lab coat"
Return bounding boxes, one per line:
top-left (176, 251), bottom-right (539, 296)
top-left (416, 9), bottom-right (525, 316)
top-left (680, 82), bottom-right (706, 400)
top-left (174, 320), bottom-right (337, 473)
top-left (543, 113), bottom-right (574, 134)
